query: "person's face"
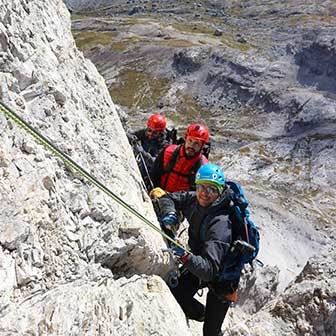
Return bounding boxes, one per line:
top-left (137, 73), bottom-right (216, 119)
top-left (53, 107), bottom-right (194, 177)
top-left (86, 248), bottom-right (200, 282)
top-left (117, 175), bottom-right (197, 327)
top-left (146, 128), bottom-right (163, 140)
top-left (184, 136), bottom-right (203, 157)
top-left (196, 183), bottom-right (220, 207)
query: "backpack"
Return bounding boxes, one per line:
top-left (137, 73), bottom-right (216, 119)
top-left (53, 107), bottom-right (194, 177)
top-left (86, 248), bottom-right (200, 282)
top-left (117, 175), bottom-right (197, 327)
top-left (166, 127), bottom-right (177, 144)
top-left (226, 181), bottom-right (260, 264)
top-left (201, 180), bottom-right (260, 281)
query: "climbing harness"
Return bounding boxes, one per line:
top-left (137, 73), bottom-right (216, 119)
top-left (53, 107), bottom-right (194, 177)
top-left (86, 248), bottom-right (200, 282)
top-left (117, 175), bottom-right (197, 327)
top-left (0, 100), bottom-right (188, 252)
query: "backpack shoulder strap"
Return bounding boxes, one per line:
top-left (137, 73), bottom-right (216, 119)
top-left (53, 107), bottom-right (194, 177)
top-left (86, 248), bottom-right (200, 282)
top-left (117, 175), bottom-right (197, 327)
top-left (187, 155), bottom-right (206, 189)
top-left (202, 142), bottom-right (211, 158)
top-left (163, 145), bottom-right (180, 174)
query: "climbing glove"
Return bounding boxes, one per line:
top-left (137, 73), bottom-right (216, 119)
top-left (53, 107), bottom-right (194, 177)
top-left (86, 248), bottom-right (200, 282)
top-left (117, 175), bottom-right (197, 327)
top-left (134, 143), bottom-right (145, 155)
top-left (138, 150), bottom-right (154, 163)
top-left (172, 245), bottom-right (190, 264)
top-left (231, 240), bottom-right (255, 255)
top-left (127, 134), bottom-right (139, 145)
top-left (160, 212), bottom-right (179, 231)
top-left (150, 187), bottom-right (167, 199)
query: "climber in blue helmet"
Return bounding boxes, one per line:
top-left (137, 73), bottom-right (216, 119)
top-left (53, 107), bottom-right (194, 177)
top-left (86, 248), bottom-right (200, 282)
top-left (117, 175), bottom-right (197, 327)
top-left (155, 163), bottom-right (240, 336)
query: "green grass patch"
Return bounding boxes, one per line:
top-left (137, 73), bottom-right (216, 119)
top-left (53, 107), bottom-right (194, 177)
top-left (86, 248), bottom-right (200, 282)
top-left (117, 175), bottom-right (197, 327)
top-left (117, 18), bottom-right (146, 26)
top-left (112, 36), bottom-right (149, 52)
top-left (109, 66), bottom-right (170, 109)
top-left (71, 14), bottom-right (89, 20)
top-left (73, 31), bottom-right (118, 50)
top-left (157, 39), bottom-right (196, 48)
top-left (169, 91), bottom-right (208, 125)
top-left (220, 34), bottom-right (254, 52)
top-left (172, 22), bottom-right (214, 35)
top-left (239, 146), bottom-right (251, 154)
top-left (110, 41), bottom-right (128, 52)
top-left (288, 13), bottom-right (336, 27)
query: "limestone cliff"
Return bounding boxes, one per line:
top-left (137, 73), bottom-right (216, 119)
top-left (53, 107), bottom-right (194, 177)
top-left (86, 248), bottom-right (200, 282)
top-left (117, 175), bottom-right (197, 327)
top-left (0, 0), bottom-right (190, 334)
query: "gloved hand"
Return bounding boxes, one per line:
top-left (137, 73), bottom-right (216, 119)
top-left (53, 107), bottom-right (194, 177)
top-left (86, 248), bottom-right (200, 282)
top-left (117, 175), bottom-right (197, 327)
top-left (150, 187), bottom-right (167, 199)
top-left (140, 151), bottom-right (155, 163)
top-left (172, 245), bottom-right (190, 264)
top-left (127, 134), bottom-right (139, 145)
top-left (160, 212), bottom-right (178, 231)
top-left (134, 143), bottom-right (145, 155)
top-left (231, 240), bottom-right (255, 255)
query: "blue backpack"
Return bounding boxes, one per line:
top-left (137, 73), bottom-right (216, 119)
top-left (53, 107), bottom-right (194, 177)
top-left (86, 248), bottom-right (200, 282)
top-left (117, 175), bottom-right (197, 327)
top-left (220, 181), bottom-right (260, 281)
top-left (228, 182), bottom-right (259, 250)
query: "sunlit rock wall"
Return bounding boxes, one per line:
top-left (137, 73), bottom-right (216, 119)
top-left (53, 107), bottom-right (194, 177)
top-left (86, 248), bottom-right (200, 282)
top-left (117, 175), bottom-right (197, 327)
top-left (0, 0), bottom-right (189, 334)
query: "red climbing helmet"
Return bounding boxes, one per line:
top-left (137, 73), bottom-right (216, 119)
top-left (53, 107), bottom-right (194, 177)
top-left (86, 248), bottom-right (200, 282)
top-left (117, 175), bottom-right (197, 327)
top-left (147, 114), bottom-right (167, 131)
top-left (185, 123), bottom-right (209, 143)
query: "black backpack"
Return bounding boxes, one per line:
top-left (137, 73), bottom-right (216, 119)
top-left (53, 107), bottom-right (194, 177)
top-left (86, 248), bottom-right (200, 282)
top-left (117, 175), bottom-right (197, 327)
top-left (166, 127), bottom-right (177, 144)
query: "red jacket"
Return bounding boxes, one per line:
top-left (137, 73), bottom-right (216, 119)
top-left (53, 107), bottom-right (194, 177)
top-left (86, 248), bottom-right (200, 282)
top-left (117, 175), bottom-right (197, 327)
top-left (156, 144), bottom-right (208, 192)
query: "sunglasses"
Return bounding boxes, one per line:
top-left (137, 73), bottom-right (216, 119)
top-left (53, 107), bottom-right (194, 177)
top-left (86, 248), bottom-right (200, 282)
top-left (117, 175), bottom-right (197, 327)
top-left (196, 184), bottom-right (219, 195)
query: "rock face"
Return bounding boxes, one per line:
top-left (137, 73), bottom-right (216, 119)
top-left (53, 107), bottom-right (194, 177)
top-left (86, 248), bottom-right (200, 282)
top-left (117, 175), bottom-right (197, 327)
top-left (295, 36), bottom-right (336, 94)
top-left (0, 0), bottom-right (190, 334)
top-left (0, 276), bottom-right (189, 336)
top-left (230, 248), bottom-right (336, 336)
top-left (270, 248), bottom-right (336, 336)
top-left (172, 40), bottom-right (336, 136)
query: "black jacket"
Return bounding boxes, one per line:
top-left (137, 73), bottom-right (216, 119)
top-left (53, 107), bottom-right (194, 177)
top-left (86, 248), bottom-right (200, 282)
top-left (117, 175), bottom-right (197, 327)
top-left (127, 128), bottom-right (170, 159)
top-left (158, 191), bottom-right (232, 283)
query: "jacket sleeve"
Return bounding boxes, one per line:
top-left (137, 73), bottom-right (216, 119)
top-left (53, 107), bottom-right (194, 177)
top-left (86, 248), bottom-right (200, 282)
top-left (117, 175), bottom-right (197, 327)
top-left (150, 148), bottom-right (165, 188)
top-left (157, 191), bottom-right (193, 216)
top-left (188, 154), bottom-right (209, 192)
top-left (127, 129), bottom-right (145, 143)
top-left (136, 129), bottom-right (148, 142)
top-left (185, 215), bottom-right (231, 282)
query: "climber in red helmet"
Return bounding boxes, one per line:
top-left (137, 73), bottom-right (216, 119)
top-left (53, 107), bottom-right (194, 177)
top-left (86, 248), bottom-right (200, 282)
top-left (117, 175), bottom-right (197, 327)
top-left (128, 114), bottom-right (169, 150)
top-left (127, 114), bottom-right (176, 191)
top-left (150, 123), bottom-right (209, 193)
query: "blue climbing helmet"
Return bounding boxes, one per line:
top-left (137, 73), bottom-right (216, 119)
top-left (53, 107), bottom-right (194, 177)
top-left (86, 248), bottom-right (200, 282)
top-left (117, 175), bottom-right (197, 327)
top-left (195, 163), bottom-right (226, 193)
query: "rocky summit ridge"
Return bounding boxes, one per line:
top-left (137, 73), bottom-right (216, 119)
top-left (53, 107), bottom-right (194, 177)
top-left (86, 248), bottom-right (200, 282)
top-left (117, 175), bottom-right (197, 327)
top-left (0, 0), bottom-right (335, 335)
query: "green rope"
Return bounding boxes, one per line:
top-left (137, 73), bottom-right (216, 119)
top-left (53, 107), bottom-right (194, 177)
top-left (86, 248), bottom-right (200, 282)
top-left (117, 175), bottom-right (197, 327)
top-left (0, 100), bottom-right (187, 252)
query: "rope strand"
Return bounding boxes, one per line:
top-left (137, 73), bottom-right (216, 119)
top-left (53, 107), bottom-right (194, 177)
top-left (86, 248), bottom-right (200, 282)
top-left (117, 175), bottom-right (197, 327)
top-left (0, 100), bottom-right (188, 251)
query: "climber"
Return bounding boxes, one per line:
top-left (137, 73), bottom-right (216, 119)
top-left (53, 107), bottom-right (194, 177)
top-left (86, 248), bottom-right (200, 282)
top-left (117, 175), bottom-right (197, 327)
top-left (127, 114), bottom-right (174, 157)
top-left (156, 163), bottom-right (248, 336)
top-left (127, 113), bottom-right (175, 191)
top-left (150, 123), bottom-right (209, 193)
